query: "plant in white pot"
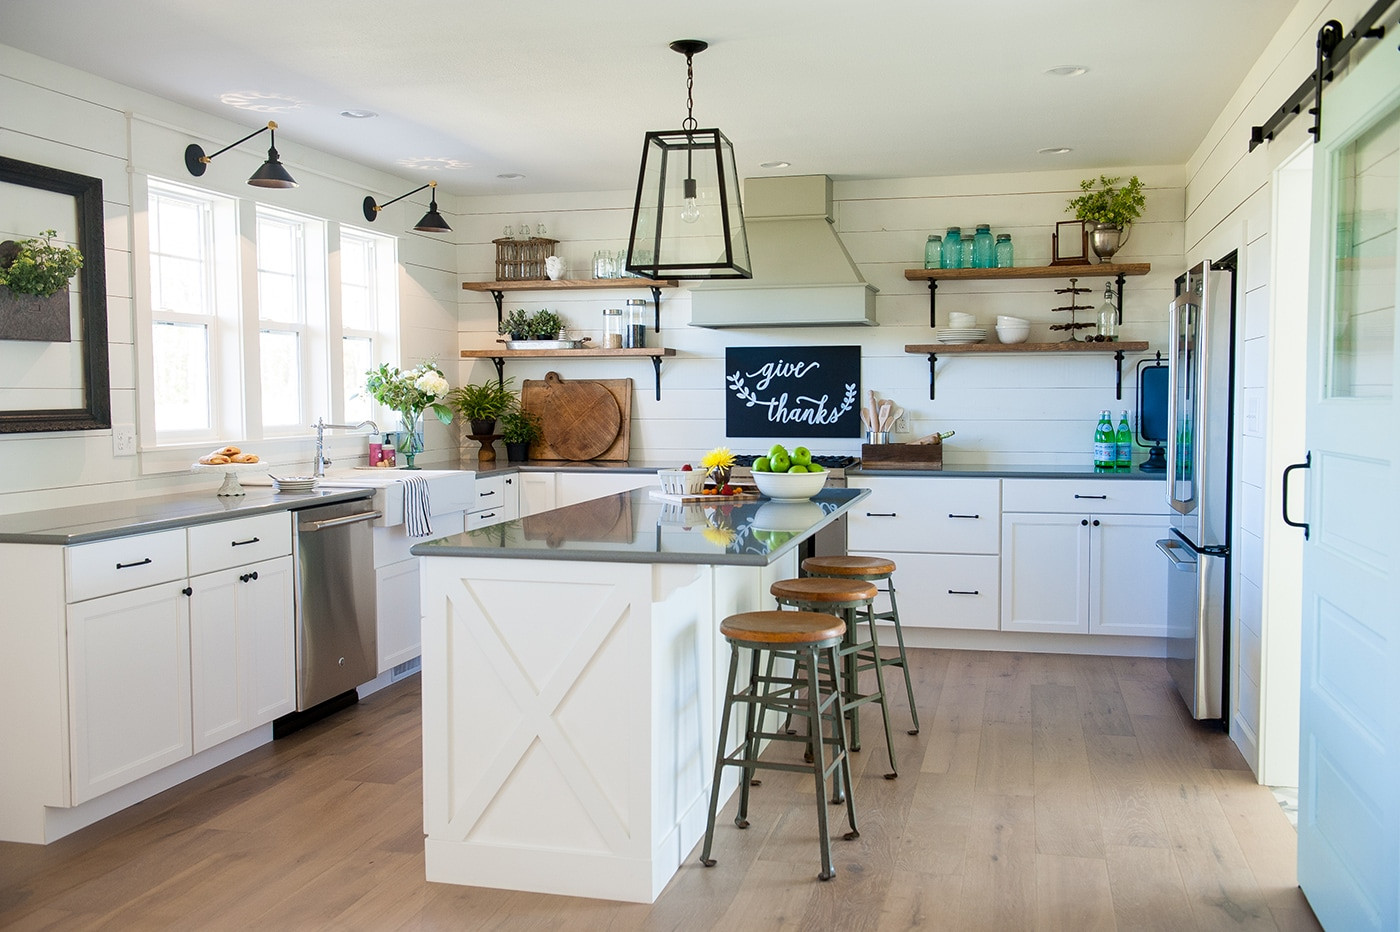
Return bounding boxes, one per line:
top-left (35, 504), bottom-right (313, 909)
top-left (1067, 175), bottom-right (1145, 262)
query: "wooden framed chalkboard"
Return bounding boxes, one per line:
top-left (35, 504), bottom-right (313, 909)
top-left (725, 345), bottom-right (861, 439)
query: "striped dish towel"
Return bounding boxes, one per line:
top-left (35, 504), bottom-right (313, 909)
top-left (403, 474), bottom-right (433, 538)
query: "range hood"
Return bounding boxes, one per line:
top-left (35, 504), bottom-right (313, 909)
top-left (690, 175), bottom-right (878, 328)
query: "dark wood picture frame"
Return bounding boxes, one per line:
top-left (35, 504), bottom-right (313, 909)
top-left (0, 156), bottom-right (110, 433)
top-left (1051, 219), bottom-right (1088, 266)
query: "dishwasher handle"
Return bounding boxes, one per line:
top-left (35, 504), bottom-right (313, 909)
top-left (301, 510), bottom-right (383, 532)
top-left (1156, 537), bottom-right (1197, 570)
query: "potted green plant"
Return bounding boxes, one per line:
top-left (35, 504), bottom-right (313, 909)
top-left (1067, 175), bottom-right (1146, 262)
top-left (448, 377), bottom-right (516, 435)
top-left (0, 229), bottom-right (84, 342)
top-left (527, 309), bottom-right (565, 340)
top-left (500, 309), bottom-right (531, 341)
top-left (499, 409), bottom-right (543, 462)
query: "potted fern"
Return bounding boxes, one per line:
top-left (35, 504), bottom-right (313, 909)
top-left (0, 229), bottom-right (84, 342)
top-left (1067, 175), bottom-right (1145, 262)
top-left (448, 377), bottom-right (516, 435)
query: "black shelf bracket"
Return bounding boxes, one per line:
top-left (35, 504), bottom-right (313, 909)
top-left (650, 355), bottom-right (664, 400)
top-left (926, 352), bottom-right (938, 399)
top-left (1115, 272), bottom-right (1126, 326)
top-left (1248, 3), bottom-right (1388, 151)
top-left (1114, 349), bottom-right (1126, 400)
top-left (650, 285), bottom-right (663, 332)
top-left (488, 356), bottom-right (505, 386)
top-left (927, 280), bottom-right (938, 328)
top-left (489, 290), bottom-right (505, 331)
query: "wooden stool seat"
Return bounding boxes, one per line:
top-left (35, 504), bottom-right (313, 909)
top-left (770, 576), bottom-right (878, 605)
top-left (721, 610), bottom-right (846, 645)
top-left (802, 555), bottom-right (896, 578)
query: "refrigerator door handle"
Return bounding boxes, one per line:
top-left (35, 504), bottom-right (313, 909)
top-left (1282, 451), bottom-right (1311, 540)
top-left (1157, 537), bottom-right (1197, 569)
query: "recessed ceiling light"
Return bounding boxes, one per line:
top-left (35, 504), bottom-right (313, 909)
top-left (340, 109), bottom-right (378, 119)
top-left (759, 160), bottom-right (791, 169)
top-left (395, 157), bottom-right (472, 171)
top-left (497, 172), bottom-right (526, 180)
top-left (219, 91), bottom-right (304, 113)
top-left (1044, 65), bottom-right (1088, 77)
top-left (1038, 146), bottom-right (1073, 155)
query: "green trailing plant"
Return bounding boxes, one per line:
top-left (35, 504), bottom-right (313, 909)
top-left (499, 409), bottom-right (543, 444)
top-left (0, 229), bottom-right (83, 298)
top-left (1067, 175), bottom-right (1146, 227)
top-left (448, 377), bottom-right (517, 422)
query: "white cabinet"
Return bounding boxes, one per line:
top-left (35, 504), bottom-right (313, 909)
top-left (377, 557), bottom-right (424, 673)
top-left (517, 471), bottom-right (556, 516)
top-left (847, 476), bottom-right (1001, 630)
top-left (516, 470), bottom-right (657, 517)
top-left (1000, 479), bottom-right (1169, 636)
top-left (467, 473), bottom-right (519, 530)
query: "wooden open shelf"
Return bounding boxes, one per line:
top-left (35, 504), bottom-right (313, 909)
top-left (903, 263), bottom-right (1151, 282)
top-left (460, 347), bottom-right (678, 400)
top-left (462, 278), bottom-right (680, 333)
top-left (904, 340), bottom-right (1149, 400)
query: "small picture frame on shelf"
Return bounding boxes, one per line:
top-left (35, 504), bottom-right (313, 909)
top-left (1051, 220), bottom-right (1088, 265)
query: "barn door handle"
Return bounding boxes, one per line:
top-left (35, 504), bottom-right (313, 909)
top-left (1282, 452), bottom-right (1311, 540)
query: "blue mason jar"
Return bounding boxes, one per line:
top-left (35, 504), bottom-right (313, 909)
top-left (972, 224), bottom-right (994, 268)
top-left (961, 233), bottom-right (975, 269)
top-left (924, 234), bottom-right (942, 269)
top-left (995, 233), bottom-right (1014, 268)
top-left (941, 227), bottom-right (962, 269)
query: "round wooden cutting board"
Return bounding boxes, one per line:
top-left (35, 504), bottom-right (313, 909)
top-left (537, 372), bottom-right (621, 461)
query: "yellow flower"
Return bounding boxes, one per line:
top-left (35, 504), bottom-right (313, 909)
top-left (701, 446), bottom-right (734, 470)
top-left (702, 524), bottom-right (736, 547)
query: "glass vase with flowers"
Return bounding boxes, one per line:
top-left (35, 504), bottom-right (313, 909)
top-left (364, 362), bottom-right (453, 468)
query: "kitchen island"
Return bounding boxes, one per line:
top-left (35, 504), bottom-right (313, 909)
top-left (411, 486), bottom-right (866, 902)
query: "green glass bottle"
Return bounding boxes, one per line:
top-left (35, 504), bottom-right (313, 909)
top-left (1116, 411), bottom-right (1132, 469)
top-left (1094, 410), bottom-right (1114, 469)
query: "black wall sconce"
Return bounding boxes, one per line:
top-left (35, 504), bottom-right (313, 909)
top-left (184, 121), bottom-right (297, 189)
top-left (362, 180), bottom-right (451, 233)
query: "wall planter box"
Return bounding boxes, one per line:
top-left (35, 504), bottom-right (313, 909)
top-left (0, 286), bottom-right (72, 342)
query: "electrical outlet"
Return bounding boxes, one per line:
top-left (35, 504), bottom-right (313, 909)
top-left (895, 415), bottom-right (909, 432)
top-left (112, 424), bottom-right (137, 457)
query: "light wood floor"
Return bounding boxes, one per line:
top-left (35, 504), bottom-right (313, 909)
top-left (0, 649), bottom-right (1320, 931)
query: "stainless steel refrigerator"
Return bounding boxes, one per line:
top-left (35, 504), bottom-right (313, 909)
top-left (1157, 255), bottom-right (1236, 721)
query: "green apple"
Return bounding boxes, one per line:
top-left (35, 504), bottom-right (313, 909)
top-left (787, 463), bottom-right (808, 473)
top-left (807, 463), bottom-right (824, 472)
top-left (753, 455), bottom-right (772, 472)
top-left (791, 445), bottom-right (812, 466)
top-left (768, 443), bottom-right (788, 460)
top-left (769, 452), bottom-right (791, 472)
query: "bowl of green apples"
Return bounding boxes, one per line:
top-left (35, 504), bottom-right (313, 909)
top-left (748, 444), bottom-right (829, 502)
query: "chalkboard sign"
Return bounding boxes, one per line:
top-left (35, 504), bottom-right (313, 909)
top-left (725, 345), bottom-right (861, 438)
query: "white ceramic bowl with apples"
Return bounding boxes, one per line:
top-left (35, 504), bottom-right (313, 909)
top-left (751, 468), bottom-right (829, 502)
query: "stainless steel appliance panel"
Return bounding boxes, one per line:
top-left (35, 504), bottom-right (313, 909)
top-left (1159, 532), bottom-right (1225, 719)
top-left (293, 500), bottom-right (379, 710)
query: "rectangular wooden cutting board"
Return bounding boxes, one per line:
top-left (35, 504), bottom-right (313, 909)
top-left (521, 372), bottom-right (632, 461)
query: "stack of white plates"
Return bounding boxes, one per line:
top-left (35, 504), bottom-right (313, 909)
top-left (272, 475), bottom-right (318, 492)
top-left (937, 328), bottom-right (987, 344)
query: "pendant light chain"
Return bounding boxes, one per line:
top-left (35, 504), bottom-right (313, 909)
top-left (683, 50), bottom-right (698, 131)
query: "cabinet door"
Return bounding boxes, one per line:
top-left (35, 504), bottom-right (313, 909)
top-left (189, 567), bottom-right (243, 752)
top-left (850, 550), bottom-right (1000, 630)
top-left (517, 471), bottom-right (556, 517)
top-left (377, 558), bottom-right (421, 674)
top-left (240, 556), bottom-right (295, 727)
top-left (67, 581), bottom-right (192, 804)
top-left (1000, 513), bottom-right (1089, 634)
top-left (1088, 514), bottom-right (1170, 637)
top-left (556, 471), bottom-right (657, 508)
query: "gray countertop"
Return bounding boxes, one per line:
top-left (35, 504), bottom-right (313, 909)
top-left (414, 487), bottom-right (868, 566)
top-left (0, 488), bottom-right (377, 545)
top-left (849, 463), bottom-right (1165, 480)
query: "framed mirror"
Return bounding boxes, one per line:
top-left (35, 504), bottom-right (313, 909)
top-left (0, 156), bottom-right (110, 433)
top-left (1051, 219), bottom-right (1088, 266)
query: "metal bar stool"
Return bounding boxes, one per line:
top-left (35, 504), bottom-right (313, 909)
top-left (801, 555), bottom-right (920, 736)
top-left (770, 576), bottom-right (898, 780)
top-left (700, 609), bottom-right (858, 881)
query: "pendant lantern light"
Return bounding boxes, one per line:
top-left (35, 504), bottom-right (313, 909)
top-left (363, 180), bottom-right (452, 233)
top-left (184, 121), bottom-right (297, 189)
top-left (625, 39), bottom-right (751, 280)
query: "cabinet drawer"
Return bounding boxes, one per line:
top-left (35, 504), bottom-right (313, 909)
top-left (188, 512), bottom-right (292, 576)
top-left (850, 550), bottom-right (999, 630)
top-left (467, 502), bottom-right (513, 529)
top-left (66, 529), bottom-right (188, 603)
top-left (848, 477), bottom-right (999, 554)
top-left (472, 474), bottom-right (507, 512)
top-left (1001, 478), bottom-right (1165, 515)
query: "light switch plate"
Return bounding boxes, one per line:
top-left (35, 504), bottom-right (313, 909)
top-left (112, 424), bottom-right (137, 456)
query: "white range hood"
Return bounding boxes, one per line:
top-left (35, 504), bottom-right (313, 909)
top-left (689, 175), bottom-right (878, 328)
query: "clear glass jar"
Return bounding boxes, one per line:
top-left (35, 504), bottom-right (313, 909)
top-left (924, 235), bottom-right (942, 269)
top-left (972, 224), bottom-right (994, 268)
top-left (995, 233), bottom-right (1014, 268)
top-left (602, 307), bottom-right (624, 348)
top-left (941, 226), bottom-right (962, 269)
top-left (624, 298), bottom-right (648, 347)
top-left (961, 233), bottom-right (975, 269)
top-left (1096, 282), bottom-right (1118, 341)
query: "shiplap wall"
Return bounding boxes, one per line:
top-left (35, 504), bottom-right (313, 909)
top-left (454, 169), bottom-right (1186, 466)
top-left (1179, 0), bottom-right (1379, 779)
top-left (0, 45), bottom-right (458, 515)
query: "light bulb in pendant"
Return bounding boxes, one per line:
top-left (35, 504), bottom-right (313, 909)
top-left (680, 177), bottom-right (701, 223)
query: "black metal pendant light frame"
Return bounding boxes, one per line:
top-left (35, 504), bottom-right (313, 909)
top-left (184, 121), bottom-right (297, 189)
top-left (363, 180), bottom-right (451, 233)
top-left (626, 39), bottom-right (751, 280)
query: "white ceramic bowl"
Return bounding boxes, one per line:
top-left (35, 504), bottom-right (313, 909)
top-left (996, 325), bottom-right (1031, 345)
top-left (750, 467), bottom-right (829, 502)
top-left (751, 500), bottom-right (825, 531)
top-left (996, 315), bottom-right (1029, 327)
top-left (947, 312), bottom-right (976, 328)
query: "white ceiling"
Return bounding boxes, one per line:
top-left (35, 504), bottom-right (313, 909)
top-left (4, 0), bottom-right (1299, 196)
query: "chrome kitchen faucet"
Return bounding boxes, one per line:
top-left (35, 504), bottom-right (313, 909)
top-left (312, 417), bottom-right (379, 477)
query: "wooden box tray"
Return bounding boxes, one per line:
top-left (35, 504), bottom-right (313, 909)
top-left (860, 441), bottom-right (944, 470)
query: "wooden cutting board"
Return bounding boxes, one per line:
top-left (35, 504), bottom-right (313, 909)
top-left (521, 372), bottom-right (632, 461)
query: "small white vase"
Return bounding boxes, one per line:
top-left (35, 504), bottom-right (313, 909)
top-left (545, 256), bottom-right (566, 281)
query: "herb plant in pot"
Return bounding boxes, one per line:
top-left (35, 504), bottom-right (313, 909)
top-left (499, 409), bottom-right (543, 462)
top-left (1067, 175), bottom-right (1146, 262)
top-left (0, 229), bottom-right (84, 342)
top-left (448, 377), bottom-right (516, 435)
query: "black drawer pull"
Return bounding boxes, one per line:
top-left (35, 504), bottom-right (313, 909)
top-left (505, 477), bottom-right (513, 484)
top-left (865, 512), bottom-right (897, 517)
top-left (948, 513), bottom-right (980, 519)
top-left (948, 589), bottom-right (980, 595)
top-left (231, 536), bottom-right (260, 546)
top-left (479, 490), bottom-right (496, 497)
top-left (239, 571), bottom-right (259, 583)
top-left (1093, 519), bottom-right (1100, 527)
top-left (1082, 519), bottom-right (1089, 526)
top-left (479, 512), bottom-right (496, 520)
top-left (182, 586), bottom-right (193, 597)
top-left (1074, 494), bottom-right (1108, 500)
top-left (115, 557), bottom-right (152, 570)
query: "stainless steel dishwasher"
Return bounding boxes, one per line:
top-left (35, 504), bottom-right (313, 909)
top-left (278, 498), bottom-right (381, 733)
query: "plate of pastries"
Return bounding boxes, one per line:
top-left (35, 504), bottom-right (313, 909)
top-left (196, 445), bottom-right (260, 466)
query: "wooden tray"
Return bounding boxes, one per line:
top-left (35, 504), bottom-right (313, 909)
top-left (860, 441), bottom-right (943, 469)
top-left (521, 371), bottom-right (632, 461)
